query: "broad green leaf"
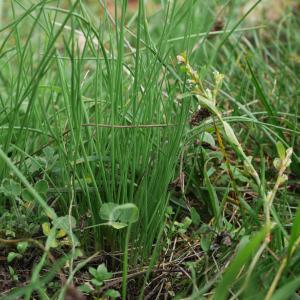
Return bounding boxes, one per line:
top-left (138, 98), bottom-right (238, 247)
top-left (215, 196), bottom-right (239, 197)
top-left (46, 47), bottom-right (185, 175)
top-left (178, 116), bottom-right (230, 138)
top-left (96, 263), bottom-right (107, 274)
top-left (116, 203), bottom-right (139, 224)
top-left (200, 235), bottom-right (211, 252)
top-left (190, 207), bottom-right (201, 226)
top-left (96, 263), bottom-right (112, 281)
top-left (8, 266), bottom-right (16, 276)
top-left (42, 222), bottom-right (51, 236)
top-left (17, 242), bottom-right (28, 254)
top-left (100, 203), bottom-right (139, 226)
top-left (91, 278), bottom-right (103, 287)
top-left (88, 267), bottom-right (98, 278)
top-left (105, 289), bottom-right (121, 299)
top-left (34, 180), bottom-right (48, 195)
top-left (100, 202), bottom-right (120, 221)
top-left (22, 188), bottom-right (32, 202)
top-left (7, 252), bottom-right (21, 263)
top-left (78, 284), bottom-right (93, 294)
top-left (89, 263), bottom-right (112, 286)
top-left (214, 226), bottom-right (268, 300)
top-left (182, 217), bottom-right (192, 229)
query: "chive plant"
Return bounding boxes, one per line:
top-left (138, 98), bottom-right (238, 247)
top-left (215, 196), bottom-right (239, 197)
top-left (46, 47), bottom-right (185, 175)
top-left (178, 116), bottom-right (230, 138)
top-left (0, 0), bottom-right (201, 257)
top-left (1, 1), bottom-right (299, 299)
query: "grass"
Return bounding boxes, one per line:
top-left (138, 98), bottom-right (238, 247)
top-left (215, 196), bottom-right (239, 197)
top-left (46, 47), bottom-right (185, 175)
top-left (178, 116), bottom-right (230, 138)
top-left (0, 0), bottom-right (299, 299)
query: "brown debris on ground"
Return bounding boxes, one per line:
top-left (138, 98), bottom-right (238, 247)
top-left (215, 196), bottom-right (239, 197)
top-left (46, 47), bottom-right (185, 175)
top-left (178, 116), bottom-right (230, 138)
top-left (189, 108), bottom-right (212, 126)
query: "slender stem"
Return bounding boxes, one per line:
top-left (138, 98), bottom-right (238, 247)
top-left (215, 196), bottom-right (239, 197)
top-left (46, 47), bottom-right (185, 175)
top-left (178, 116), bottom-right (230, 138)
top-left (265, 232), bottom-right (300, 300)
top-left (122, 224), bottom-right (132, 300)
top-left (213, 119), bottom-right (240, 203)
top-left (264, 256), bottom-right (287, 300)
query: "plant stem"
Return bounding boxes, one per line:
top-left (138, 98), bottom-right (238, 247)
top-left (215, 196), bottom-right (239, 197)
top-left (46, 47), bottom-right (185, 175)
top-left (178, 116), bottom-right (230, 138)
top-left (122, 224), bottom-right (132, 300)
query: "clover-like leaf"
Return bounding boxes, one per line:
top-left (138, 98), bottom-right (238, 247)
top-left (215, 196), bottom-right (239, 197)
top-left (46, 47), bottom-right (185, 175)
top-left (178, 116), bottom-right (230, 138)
top-left (34, 180), bottom-right (48, 195)
top-left (22, 188), bottom-right (32, 202)
top-left (100, 202), bottom-right (120, 221)
top-left (100, 202), bottom-right (139, 229)
top-left (117, 203), bottom-right (139, 224)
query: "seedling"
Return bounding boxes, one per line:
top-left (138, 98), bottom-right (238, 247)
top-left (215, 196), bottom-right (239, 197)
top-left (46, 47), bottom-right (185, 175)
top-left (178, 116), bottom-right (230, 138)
top-left (88, 263), bottom-right (112, 288)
